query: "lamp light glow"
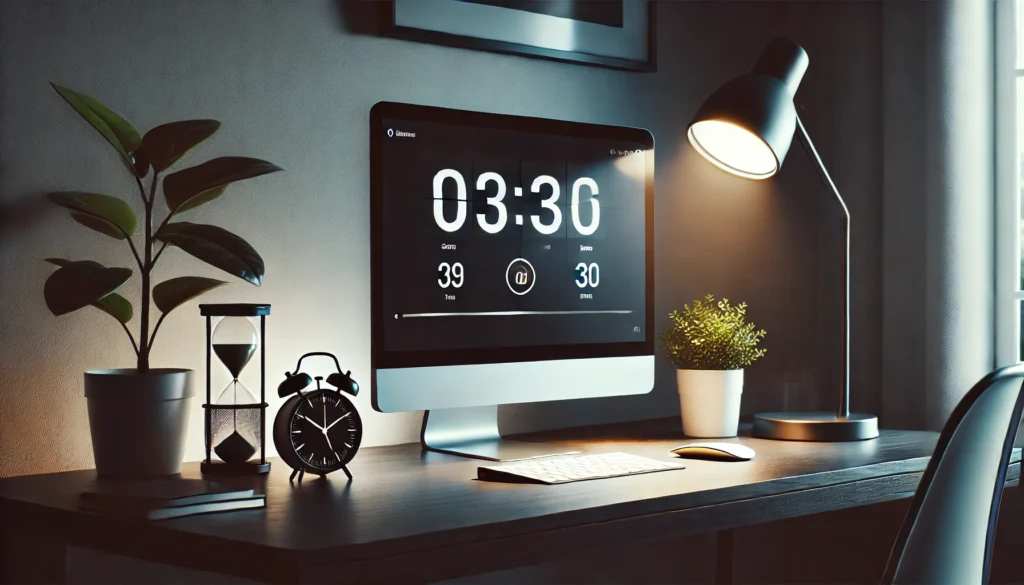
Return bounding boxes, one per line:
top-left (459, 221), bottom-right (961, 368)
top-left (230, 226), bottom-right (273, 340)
top-left (687, 38), bottom-right (809, 180)
top-left (684, 38), bottom-right (879, 442)
top-left (687, 120), bottom-right (778, 180)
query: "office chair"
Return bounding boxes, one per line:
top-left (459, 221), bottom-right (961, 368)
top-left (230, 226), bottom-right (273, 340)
top-left (881, 364), bottom-right (1024, 585)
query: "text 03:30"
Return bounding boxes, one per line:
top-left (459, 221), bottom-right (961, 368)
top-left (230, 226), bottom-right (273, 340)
top-left (431, 169), bottom-right (600, 236)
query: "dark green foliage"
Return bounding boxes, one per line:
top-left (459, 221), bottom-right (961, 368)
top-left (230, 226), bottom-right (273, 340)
top-left (47, 192), bottom-right (137, 238)
top-left (43, 85), bottom-right (280, 371)
top-left (156, 223), bottom-right (264, 286)
top-left (43, 260), bottom-right (132, 317)
top-left (140, 120), bottom-right (221, 172)
top-left (153, 277), bottom-right (227, 314)
top-left (163, 156), bottom-right (281, 213)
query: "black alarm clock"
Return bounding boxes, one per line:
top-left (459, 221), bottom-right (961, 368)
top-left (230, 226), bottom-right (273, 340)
top-left (273, 352), bottom-right (363, 482)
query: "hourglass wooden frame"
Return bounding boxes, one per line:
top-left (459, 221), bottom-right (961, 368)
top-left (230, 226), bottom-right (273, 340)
top-left (200, 303), bottom-right (271, 476)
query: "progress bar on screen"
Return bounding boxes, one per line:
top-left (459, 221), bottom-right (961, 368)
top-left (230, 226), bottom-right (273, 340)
top-left (395, 310), bottom-right (634, 319)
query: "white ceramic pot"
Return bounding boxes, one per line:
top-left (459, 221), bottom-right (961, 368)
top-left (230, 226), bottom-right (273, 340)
top-left (676, 369), bottom-right (744, 438)
top-left (85, 369), bottom-right (193, 477)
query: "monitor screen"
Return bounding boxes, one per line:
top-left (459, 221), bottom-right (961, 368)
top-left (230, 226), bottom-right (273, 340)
top-left (371, 103), bottom-right (654, 368)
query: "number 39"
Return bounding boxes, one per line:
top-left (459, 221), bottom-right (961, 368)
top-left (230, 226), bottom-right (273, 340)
top-left (438, 262), bottom-right (464, 288)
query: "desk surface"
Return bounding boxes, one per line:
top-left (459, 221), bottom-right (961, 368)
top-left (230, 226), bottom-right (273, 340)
top-left (1, 419), bottom-right (1017, 584)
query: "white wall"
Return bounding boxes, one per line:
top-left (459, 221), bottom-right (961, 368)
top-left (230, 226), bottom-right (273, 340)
top-left (0, 0), bottom-right (885, 478)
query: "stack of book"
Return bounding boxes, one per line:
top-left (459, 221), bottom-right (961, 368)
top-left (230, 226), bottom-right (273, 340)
top-left (79, 478), bottom-right (265, 521)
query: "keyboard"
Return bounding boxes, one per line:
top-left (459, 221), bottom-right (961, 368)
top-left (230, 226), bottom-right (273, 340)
top-left (477, 452), bottom-right (685, 485)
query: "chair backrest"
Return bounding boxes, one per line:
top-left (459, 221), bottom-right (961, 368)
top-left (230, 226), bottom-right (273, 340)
top-left (882, 364), bottom-right (1024, 585)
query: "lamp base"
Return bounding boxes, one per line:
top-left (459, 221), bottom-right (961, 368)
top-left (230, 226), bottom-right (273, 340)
top-left (752, 412), bottom-right (878, 442)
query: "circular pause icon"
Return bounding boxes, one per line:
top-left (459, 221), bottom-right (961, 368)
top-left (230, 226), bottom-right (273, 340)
top-left (505, 258), bottom-right (536, 296)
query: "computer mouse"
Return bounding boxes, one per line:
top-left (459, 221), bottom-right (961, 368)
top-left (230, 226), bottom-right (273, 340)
top-left (671, 442), bottom-right (755, 461)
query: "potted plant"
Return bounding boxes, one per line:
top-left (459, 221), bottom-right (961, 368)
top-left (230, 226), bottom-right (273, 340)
top-left (43, 84), bottom-right (281, 477)
top-left (660, 295), bottom-right (766, 438)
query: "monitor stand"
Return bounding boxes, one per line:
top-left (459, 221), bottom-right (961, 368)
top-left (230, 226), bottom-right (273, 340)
top-left (421, 405), bottom-right (581, 462)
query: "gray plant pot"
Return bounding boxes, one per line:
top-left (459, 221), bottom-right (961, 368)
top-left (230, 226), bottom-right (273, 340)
top-left (85, 369), bottom-right (193, 477)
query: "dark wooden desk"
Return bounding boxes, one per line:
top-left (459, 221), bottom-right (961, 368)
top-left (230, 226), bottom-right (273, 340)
top-left (1, 419), bottom-right (1018, 584)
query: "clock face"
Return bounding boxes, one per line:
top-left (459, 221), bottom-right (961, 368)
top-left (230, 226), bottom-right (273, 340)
top-left (288, 390), bottom-right (362, 473)
top-left (378, 116), bottom-right (649, 360)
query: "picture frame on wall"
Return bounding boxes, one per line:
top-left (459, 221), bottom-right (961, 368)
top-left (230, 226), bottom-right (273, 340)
top-left (384, 0), bottom-right (655, 72)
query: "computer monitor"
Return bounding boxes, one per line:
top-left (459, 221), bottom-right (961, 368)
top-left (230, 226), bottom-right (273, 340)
top-left (370, 102), bottom-right (655, 461)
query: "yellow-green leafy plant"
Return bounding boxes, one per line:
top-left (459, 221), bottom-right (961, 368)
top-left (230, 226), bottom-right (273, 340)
top-left (660, 295), bottom-right (766, 370)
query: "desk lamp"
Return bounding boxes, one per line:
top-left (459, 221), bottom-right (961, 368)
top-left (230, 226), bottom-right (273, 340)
top-left (687, 38), bottom-right (878, 441)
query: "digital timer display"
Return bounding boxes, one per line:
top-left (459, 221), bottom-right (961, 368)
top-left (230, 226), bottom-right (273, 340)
top-left (377, 111), bottom-right (651, 357)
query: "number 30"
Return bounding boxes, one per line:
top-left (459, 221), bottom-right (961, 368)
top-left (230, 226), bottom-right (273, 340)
top-left (575, 263), bottom-right (599, 288)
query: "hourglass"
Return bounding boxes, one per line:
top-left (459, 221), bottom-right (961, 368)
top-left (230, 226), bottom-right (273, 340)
top-left (200, 304), bottom-right (271, 476)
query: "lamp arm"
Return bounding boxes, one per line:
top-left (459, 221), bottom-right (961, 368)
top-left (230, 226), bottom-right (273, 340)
top-left (795, 113), bottom-right (851, 419)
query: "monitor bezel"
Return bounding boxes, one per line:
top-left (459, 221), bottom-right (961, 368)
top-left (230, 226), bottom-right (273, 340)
top-left (370, 101), bottom-right (655, 369)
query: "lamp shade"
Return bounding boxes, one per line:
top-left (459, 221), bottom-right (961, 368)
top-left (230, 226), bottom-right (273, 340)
top-left (687, 39), bottom-right (809, 180)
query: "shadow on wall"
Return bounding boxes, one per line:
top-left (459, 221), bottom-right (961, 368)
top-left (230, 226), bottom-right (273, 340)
top-left (0, 193), bottom-right (51, 246)
top-left (335, 0), bottom-right (386, 36)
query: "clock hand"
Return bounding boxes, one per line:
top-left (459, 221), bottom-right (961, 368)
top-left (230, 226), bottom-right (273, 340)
top-left (324, 431), bottom-right (335, 453)
top-left (301, 415), bottom-right (324, 431)
top-left (325, 412), bottom-right (351, 431)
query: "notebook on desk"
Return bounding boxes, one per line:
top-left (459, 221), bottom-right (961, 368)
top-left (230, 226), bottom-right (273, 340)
top-left (79, 477), bottom-right (264, 520)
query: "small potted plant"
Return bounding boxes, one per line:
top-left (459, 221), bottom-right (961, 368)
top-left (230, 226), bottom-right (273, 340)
top-left (660, 295), bottom-right (766, 438)
top-left (42, 84), bottom-right (281, 477)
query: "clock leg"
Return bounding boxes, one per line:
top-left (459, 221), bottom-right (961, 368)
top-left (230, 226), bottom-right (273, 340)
top-left (298, 468), bottom-right (305, 483)
top-left (289, 467), bottom-right (299, 482)
top-left (341, 465), bottom-right (353, 480)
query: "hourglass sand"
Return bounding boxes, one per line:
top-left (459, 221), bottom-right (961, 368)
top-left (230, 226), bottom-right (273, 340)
top-left (212, 316), bottom-right (259, 464)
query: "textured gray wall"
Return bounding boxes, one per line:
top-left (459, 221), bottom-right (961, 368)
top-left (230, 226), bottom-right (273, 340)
top-left (881, 0), bottom-right (996, 430)
top-left (923, 0), bottom-right (995, 429)
top-left (0, 0), bottom-right (886, 478)
top-left (882, 1), bottom-right (931, 431)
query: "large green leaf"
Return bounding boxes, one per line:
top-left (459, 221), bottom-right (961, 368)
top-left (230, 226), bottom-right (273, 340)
top-left (163, 157), bottom-right (281, 213)
top-left (47, 191), bottom-right (136, 238)
top-left (93, 293), bottom-right (133, 324)
top-left (140, 120), bottom-right (221, 172)
top-left (50, 84), bottom-right (141, 163)
top-left (156, 222), bottom-right (264, 285)
top-left (176, 186), bottom-right (226, 214)
top-left (154, 276), bottom-right (227, 314)
top-left (70, 213), bottom-right (124, 239)
top-left (45, 260), bottom-right (133, 323)
top-left (43, 260), bottom-right (132, 316)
